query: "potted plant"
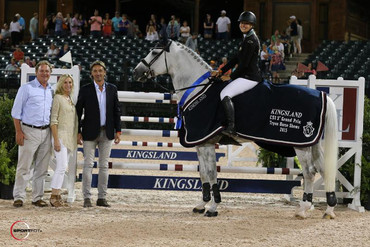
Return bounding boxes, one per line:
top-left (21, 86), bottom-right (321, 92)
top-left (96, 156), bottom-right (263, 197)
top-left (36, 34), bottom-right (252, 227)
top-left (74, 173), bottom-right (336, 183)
top-left (0, 95), bottom-right (17, 200)
top-left (257, 148), bottom-right (287, 168)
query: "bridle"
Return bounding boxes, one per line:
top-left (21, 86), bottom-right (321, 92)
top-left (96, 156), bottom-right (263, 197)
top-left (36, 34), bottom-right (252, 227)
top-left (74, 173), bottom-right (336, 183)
top-left (138, 41), bottom-right (171, 82)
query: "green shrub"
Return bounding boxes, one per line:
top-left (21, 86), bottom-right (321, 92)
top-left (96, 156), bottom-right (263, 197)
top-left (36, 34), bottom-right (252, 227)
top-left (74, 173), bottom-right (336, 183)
top-left (0, 95), bottom-right (17, 185)
top-left (340, 97), bottom-right (370, 204)
top-left (0, 142), bottom-right (16, 185)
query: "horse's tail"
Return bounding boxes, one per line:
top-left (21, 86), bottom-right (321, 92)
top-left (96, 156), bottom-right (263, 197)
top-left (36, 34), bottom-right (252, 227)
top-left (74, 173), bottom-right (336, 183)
top-left (323, 96), bottom-right (338, 192)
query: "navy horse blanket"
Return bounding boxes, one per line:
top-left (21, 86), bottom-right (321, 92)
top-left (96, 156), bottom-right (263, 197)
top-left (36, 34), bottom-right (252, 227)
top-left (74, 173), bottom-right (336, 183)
top-left (178, 81), bottom-right (326, 156)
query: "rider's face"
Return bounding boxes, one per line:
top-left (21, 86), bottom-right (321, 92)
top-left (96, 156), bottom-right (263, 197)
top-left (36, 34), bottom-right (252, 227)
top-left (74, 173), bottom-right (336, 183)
top-left (239, 21), bottom-right (253, 33)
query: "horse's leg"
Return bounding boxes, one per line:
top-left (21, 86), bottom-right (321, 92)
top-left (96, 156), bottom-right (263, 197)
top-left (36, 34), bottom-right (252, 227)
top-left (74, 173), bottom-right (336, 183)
top-left (193, 143), bottom-right (220, 217)
top-left (193, 144), bottom-right (218, 214)
top-left (294, 147), bottom-right (316, 219)
top-left (312, 143), bottom-right (337, 219)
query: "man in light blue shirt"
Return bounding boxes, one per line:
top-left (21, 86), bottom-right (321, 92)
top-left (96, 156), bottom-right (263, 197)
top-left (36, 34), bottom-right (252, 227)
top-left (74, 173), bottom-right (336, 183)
top-left (11, 60), bottom-right (53, 208)
top-left (29, 13), bottom-right (39, 41)
top-left (111, 11), bottom-right (122, 36)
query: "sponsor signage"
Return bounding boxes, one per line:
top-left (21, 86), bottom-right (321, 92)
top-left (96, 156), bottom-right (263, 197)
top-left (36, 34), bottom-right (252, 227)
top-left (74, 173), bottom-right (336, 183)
top-left (81, 174), bottom-right (301, 194)
top-left (78, 148), bottom-right (225, 161)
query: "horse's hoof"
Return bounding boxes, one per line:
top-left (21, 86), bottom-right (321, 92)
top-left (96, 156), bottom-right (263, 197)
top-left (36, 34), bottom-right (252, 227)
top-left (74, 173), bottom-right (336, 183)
top-left (295, 212), bottom-right (307, 219)
top-left (204, 210), bottom-right (218, 217)
top-left (193, 207), bottom-right (205, 214)
top-left (322, 212), bottom-right (336, 219)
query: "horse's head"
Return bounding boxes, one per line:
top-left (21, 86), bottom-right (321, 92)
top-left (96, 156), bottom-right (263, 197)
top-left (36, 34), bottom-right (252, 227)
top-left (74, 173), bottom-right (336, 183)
top-left (133, 40), bottom-right (172, 82)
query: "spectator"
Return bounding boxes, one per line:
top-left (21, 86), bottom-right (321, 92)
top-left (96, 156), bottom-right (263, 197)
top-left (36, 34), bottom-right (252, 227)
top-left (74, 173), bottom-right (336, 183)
top-left (54, 12), bottom-right (64, 36)
top-left (209, 60), bottom-right (217, 70)
top-left (78, 14), bottom-right (88, 35)
top-left (10, 16), bottom-right (22, 48)
top-left (0, 23), bottom-right (11, 49)
top-left (102, 13), bottom-right (112, 37)
top-left (259, 44), bottom-right (271, 79)
top-left (146, 20), bottom-right (156, 35)
top-left (166, 15), bottom-right (179, 40)
top-left (275, 38), bottom-right (285, 60)
top-left (16, 14), bottom-right (25, 43)
top-left (59, 43), bottom-right (70, 58)
top-left (13, 46), bottom-right (24, 62)
top-left (297, 19), bottom-right (303, 54)
top-left (70, 13), bottom-right (79, 36)
top-left (24, 56), bottom-right (35, 67)
top-left (203, 14), bottom-right (214, 39)
top-left (150, 14), bottom-right (161, 31)
top-left (271, 29), bottom-right (280, 43)
top-left (145, 25), bottom-right (159, 41)
top-left (63, 13), bottom-right (72, 36)
top-left (118, 14), bottom-right (130, 36)
top-left (111, 11), bottom-right (122, 36)
top-left (132, 19), bottom-right (142, 38)
top-left (29, 13), bottom-right (39, 41)
top-left (291, 62), bottom-right (305, 78)
top-left (218, 57), bottom-right (231, 76)
top-left (289, 16), bottom-right (300, 54)
top-left (270, 49), bottom-right (285, 84)
top-left (216, 10), bottom-right (231, 40)
top-left (304, 63), bottom-right (317, 77)
top-left (89, 9), bottom-right (102, 37)
top-left (158, 17), bottom-right (167, 38)
top-left (185, 33), bottom-right (198, 52)
top-left (46, 13), bottom-right (56, 36)
top-left (179, 20), bottom-right (190, 44)
top-left (45, 43), bottom-right (59, 58)
top-left (5, 58), bottom-right (20, 74)
top-left (280, 30), bottom-right (291, 58)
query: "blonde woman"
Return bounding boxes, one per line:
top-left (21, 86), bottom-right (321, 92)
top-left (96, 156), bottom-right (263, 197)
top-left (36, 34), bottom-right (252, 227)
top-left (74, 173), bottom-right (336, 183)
top-left (50, 74), bottom-right (78, 207)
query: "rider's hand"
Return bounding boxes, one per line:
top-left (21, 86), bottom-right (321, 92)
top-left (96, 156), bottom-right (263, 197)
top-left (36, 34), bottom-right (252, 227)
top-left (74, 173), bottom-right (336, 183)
top-left (211, 70), bottom-right (222, 77)
top-left (221, 75), bottom-right (231, 81)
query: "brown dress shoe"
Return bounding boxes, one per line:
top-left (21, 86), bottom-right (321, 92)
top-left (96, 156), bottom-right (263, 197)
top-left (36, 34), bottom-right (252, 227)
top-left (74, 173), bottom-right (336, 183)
top-left (83, 198), bottom-right (92, 208)
top-left (13, 200), bottom-right (23, 208)
top-left (96, 199), bottom-right (111, 207)
top-left (32, 199), bottom-right (48, 207)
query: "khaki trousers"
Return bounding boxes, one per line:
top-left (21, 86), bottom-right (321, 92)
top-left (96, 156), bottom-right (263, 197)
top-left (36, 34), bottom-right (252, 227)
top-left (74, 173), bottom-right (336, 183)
top-left (13, 125), bottom-right (51, 202)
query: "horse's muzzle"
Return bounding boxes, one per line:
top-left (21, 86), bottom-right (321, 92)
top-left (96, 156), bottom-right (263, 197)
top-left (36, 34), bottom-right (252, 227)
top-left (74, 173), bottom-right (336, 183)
top-left (133, 68), bottom-right (147, 82)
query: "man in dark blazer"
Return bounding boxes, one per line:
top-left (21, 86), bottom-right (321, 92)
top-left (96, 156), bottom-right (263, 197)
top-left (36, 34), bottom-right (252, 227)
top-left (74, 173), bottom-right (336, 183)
top-left (76, 61), bottom-right (121, 208)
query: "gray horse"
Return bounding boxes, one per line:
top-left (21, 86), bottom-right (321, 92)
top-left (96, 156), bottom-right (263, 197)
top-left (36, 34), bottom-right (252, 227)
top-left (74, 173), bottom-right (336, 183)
top-left (133, 40), bottom-right (339, 219)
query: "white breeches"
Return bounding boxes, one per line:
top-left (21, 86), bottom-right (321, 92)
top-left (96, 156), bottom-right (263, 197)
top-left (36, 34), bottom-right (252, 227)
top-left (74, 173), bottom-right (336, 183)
top-left (51, 138), bottom-right (71, 190)
top-left (220, 77), bottom-right (259, 100)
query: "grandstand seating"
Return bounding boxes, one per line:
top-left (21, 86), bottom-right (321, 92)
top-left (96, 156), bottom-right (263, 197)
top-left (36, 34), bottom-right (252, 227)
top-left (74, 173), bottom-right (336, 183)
top-left (304, 40), bottom-right (370, 81)
top-left (0, 36), bottom-right (369, 96)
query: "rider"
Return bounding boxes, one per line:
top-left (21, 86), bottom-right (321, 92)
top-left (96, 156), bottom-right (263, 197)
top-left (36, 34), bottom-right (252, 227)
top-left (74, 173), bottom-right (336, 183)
top-left (212, 11), bottom-right (262, 137)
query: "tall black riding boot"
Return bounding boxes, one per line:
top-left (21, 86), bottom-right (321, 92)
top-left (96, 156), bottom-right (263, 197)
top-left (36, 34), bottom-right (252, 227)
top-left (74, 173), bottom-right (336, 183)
top-left (221, 96), bottom-right (236, 136)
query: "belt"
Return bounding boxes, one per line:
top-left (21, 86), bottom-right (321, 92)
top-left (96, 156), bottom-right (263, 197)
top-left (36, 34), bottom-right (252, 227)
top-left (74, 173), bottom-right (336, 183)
top-left (22, 123), bottom-right (50, 130)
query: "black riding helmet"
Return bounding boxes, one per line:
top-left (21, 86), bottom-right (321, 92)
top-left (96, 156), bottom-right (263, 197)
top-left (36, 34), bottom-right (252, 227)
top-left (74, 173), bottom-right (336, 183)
top-left (238, 11), bottom-right (256, 25)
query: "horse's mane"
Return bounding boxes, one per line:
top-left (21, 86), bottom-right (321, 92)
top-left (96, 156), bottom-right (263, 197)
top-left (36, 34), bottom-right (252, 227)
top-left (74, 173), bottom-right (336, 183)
top-left (172, 41), bottom-right (212, 71)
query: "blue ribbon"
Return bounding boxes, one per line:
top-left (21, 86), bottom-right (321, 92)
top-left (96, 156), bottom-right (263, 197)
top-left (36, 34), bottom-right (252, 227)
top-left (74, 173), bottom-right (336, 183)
top-left (175, 71), bottom-right (211, 129)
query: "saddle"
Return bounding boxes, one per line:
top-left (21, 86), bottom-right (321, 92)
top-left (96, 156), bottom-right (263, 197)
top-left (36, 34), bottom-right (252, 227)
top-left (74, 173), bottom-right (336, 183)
top-left (178, 80), bottom-right (326, 157)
